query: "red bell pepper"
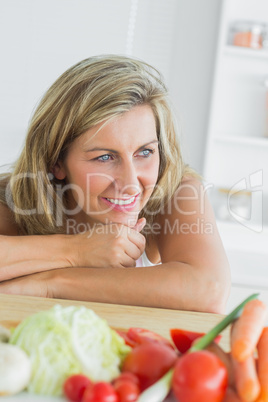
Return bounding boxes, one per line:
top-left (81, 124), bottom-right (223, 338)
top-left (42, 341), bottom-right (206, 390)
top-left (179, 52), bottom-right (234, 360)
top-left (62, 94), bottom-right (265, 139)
top-left (170, 328), bottom-right (222, 354)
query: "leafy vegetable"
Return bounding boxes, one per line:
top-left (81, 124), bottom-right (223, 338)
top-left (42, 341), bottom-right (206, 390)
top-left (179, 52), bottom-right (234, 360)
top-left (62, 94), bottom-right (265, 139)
top-left (9, 305), bottom-right (130, 396)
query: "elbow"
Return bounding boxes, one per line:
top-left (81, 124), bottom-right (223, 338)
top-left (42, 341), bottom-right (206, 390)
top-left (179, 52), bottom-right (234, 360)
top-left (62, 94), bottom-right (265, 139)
top-left (197, 258), bottom-right (232, 314)
top-left (182, 265), bottom-right (231, 314)
top-left (199, 275), bottom-right (231, 315)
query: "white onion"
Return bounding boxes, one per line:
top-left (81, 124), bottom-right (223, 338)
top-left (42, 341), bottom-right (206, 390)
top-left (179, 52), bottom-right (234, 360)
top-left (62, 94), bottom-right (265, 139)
top-left (0, 343), bottom-right (31, 395)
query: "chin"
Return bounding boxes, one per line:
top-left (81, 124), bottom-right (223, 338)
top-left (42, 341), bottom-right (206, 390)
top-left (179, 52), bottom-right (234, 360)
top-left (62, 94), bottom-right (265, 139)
top-left (107, 214), bottom-right (139, 228)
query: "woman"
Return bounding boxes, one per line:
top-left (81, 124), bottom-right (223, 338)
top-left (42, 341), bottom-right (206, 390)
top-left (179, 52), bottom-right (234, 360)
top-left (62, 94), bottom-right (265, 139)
top-left (0, 55), bottom-right (230, 312)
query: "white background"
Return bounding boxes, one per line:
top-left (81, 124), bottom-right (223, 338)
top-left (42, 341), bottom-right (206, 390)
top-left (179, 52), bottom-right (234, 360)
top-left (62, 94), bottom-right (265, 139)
top-left (0, 0), bottom-right (221, 173)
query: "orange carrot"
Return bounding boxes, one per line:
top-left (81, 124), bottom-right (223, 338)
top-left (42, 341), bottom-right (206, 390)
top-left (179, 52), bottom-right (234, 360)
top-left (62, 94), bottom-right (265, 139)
top-left (231, 299), bottom-right (268, 362)
top-left (232, 354), bottom-right (260, 401)
top-left (255, 327), bottom-right (268, 402)
top-left (223, 387), bottom-right (243, 401)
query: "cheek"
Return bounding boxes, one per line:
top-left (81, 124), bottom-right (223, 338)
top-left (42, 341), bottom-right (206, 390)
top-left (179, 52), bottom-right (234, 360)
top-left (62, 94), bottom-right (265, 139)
top-left (143, 158), bottom-right (160, 186)
top-left (66, 163), bottom-right (113, 193)
top-left (86, 174), bottom-right (113, 196)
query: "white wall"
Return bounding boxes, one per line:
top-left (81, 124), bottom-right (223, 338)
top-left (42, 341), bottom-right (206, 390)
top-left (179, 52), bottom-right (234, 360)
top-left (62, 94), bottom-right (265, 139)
top-left (0, 0), bottom-right (179, 170)
top-left (169, 0), bottom-right (222, 173)
top-left (0, 0), bottom-right (129, 168)
top-left (0, 0), bottom-right (220, 175)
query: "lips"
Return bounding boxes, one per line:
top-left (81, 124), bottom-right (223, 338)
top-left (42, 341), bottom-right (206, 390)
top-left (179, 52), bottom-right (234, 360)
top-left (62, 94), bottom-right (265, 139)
top-left (105, 196), bottom-right (136, 206)
top-left (101, 193), bottom-right (140, 211)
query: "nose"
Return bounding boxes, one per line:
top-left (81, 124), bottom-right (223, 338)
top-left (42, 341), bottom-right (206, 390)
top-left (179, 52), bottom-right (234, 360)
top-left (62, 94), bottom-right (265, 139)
top-left (113, 159), bottom-right (141, 196)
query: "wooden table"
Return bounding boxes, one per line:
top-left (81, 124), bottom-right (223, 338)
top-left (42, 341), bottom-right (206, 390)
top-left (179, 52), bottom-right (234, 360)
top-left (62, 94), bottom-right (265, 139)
top-left (0, 293), bottom-right (230, 351)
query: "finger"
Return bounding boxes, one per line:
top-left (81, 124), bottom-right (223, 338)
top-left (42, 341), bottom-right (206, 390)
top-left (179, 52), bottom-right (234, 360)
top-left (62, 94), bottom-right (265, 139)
top-left (119, 254), bottom-right (136, 268)
top-left (107, 222), bottom-right (145, 256)
top-left (127, 229), bottom-right (146, 255)
top-left (124, 241), bottom-right (143, 262)
top-left (132, 218), bottom-right (146, 232)
top-left (109, 222), bottom-right (130, 239)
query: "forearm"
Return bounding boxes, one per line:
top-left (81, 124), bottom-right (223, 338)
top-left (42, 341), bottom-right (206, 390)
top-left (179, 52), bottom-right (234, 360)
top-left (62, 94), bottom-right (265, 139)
top-left (50, 262), bottom-right (230, 313)
top-left (0, 234), bottom-right (71, 281)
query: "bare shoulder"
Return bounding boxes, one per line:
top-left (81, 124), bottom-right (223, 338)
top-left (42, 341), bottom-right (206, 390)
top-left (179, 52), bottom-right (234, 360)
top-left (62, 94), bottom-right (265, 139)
top-left (154, 176), bottom-right (227, 266)
top-left (157, 176), bottom-right (211, 224)
top-left (0, 203), bottom-right (20, 236)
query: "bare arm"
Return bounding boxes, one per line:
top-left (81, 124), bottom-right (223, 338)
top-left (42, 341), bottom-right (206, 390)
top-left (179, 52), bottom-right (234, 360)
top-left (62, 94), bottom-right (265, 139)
top-left (0, 260), bottom-right (228, 313)
top-left (0, 234), bottom-right (73, 281)
top-left (0, 204), bottom-right (71, 280)
top-left (0, 179), bottom-right (231, 313)
top-left (0, 203), bottom-right (146, 281)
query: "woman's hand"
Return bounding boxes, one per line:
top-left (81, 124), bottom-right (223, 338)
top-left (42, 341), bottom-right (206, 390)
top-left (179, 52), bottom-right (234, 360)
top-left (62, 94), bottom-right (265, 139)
top-left (68, 218), bottom-right (146, 269)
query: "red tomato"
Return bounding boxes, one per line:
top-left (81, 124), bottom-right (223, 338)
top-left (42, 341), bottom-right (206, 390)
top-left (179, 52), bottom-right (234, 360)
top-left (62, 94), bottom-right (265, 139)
top-left (122, 342), bottom-right (177, 391)
top-left (116, 330), bottom-right (137, 348)
top-left (113, 379), bottom-right (140, 402)
top-left (113, 372), bottom-right (140, 387)
top-left (63, 374), bottom-right (92, 402)
top-left (170, 328), bottom-right (222, 354)
top-left (82, 382), bottom-right (118, 402)
top-left (172, 350), bottom-right (228, 402)
top-left (127, 327), bottom-right (174, 349)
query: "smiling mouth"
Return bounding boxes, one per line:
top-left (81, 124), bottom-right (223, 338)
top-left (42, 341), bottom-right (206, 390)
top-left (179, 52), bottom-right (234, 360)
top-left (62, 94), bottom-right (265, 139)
top-left (105, 196), bottom-right (136, 206)
top-left (102, 193), bottom-right (140, 209)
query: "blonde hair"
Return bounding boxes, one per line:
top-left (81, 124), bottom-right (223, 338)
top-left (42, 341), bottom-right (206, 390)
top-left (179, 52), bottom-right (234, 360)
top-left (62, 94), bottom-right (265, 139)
top-left (0, 55), bottom-right (195, 235)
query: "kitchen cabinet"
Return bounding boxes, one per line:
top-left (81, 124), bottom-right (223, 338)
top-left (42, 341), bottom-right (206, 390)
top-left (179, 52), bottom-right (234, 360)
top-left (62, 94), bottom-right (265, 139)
top-left (203, 0), bottom-right (268, 307)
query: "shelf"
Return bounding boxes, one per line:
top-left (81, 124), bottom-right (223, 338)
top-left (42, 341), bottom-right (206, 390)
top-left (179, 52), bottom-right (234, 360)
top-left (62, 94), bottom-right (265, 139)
top-left (224, 45), bottom-right (268, 60)
top-left (214, 136), bottom-right (268, 146)
top-left (204, 0), bottom-right (268, 251)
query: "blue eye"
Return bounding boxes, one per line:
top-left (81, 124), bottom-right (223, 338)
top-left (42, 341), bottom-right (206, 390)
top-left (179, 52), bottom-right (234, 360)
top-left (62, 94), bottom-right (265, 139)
top-left (139, 149), bottom-right (154, 157)
top-left (97, 154), bottom-right (112, 162)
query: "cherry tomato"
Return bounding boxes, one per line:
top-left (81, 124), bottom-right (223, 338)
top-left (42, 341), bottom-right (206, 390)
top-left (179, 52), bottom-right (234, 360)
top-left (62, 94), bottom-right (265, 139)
top-left (114, 379), bottom-right (140, 402)
top-left (170, 328), bottom-right (222, 354)
top-left (112, 372), bottom-right (140, 387)
top-left (63, 374), bottom-right (92, 402)
top-left (82, 382), bottom-right (118, 402)
top-left (122, 342), bottom-right (177, 391)
top-left (172, 350), bottom-right (228, 402)
top-left (127, 327), bottom-right (174, 349)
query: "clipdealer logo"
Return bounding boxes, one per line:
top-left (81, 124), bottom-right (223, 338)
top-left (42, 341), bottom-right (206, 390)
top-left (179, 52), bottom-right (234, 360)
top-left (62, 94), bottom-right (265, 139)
top-left (227, 170), bottom-right (263, 233)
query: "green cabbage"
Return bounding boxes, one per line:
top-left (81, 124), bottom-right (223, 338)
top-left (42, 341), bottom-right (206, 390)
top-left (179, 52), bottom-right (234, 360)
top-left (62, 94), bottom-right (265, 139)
top-left (10, 305), bottom-right (130, 396)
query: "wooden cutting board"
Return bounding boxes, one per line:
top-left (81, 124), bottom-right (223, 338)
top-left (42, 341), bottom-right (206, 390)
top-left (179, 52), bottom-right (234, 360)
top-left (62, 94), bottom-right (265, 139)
top-left (0, 293), bottom-right (230, 350)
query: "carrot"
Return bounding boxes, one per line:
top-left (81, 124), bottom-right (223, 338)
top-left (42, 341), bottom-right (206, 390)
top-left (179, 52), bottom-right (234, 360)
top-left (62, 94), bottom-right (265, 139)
top-left (231, 299), bottom-right (268, 362)
top-left (232, 354), bottom-right (260, 401)
top-left (223, 387), bottom-right (243, 401)
top-left (255, 327), bottom-right (268, 402)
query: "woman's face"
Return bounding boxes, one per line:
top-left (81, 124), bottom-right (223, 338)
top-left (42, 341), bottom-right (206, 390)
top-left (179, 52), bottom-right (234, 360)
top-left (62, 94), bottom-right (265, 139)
top-left (54, 105), bottom-right (160, 229)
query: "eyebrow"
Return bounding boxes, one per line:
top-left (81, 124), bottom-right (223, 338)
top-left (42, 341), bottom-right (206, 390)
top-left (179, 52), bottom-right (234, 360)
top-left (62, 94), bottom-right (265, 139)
top-left (84, 140), bottom-right (159, 154)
